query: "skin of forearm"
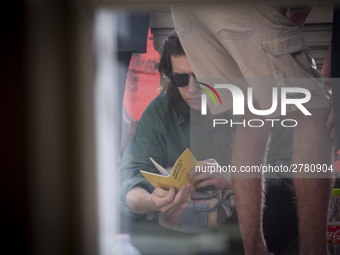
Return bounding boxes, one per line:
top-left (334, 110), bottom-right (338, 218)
top-left (126, 186), bottom-right (157, 215)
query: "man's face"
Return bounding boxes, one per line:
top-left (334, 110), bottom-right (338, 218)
top-left (170, 55), bottom-right (202, 111)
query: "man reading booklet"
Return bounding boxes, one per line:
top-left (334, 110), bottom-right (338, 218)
top-left (118, 33), bottom-right (297, 254)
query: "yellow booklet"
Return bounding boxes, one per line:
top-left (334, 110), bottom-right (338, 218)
top-left (140, 148), bottom-right (199, 202)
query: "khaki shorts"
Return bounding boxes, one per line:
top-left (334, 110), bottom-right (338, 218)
top-left (171, 5), bottom-right (330, 116)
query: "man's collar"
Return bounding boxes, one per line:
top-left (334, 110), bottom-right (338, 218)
top-left (177, 109), bottom-right (232, 125)
top-left (177, 114), bottom-right (185, 124)
top-left (190, 108), bottom-right (232, 126)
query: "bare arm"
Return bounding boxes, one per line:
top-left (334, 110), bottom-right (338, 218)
top-left (126, 186), bottom-right (158, 215)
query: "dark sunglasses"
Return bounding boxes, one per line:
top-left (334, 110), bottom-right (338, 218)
top-left (169, 73), bottom-right (196, 87)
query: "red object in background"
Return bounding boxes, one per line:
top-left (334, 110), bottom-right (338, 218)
top-left (123, 28), bottom-right (161, 121)
top-left (328, 225), bottom-right (340, 244)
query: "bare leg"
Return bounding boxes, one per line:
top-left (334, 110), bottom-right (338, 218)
top-left (289, 107), bottom-right (333, 255)
top-left (231, 111), bottom-right (271, 255)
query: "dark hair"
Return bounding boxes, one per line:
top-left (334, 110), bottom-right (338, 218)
top-left (158, 33), bottom-right (190, 116)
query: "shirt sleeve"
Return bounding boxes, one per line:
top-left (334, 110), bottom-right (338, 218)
top-left (117, 103), bottom-right (169, 218)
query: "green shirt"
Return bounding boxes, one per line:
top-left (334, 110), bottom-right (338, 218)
top-left (118, 93), bottom-right (293, 217)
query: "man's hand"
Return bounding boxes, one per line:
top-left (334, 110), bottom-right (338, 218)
top-left (150, 184), bottom-right (193, 214)
top-left (126, 185), bottom-right (192, 215)
top-left (189, 159), bottom-right (232, 191)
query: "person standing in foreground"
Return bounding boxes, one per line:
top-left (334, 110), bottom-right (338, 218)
top-left (171, 4), bottom-right (333, 255)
